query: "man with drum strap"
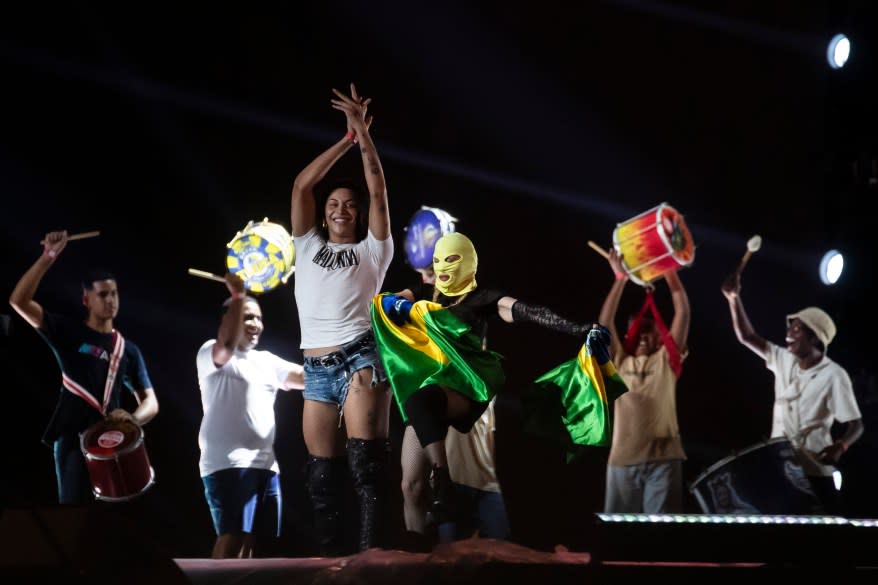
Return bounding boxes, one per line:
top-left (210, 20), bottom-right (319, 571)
top-left (598, 247), bottom-right (691, 514)
top-left (196, 273), bottom-right (304, 559)
top-left (9, 230), bottom-right (159, 505)
top-left (722, 271), bottom-right (863, 515)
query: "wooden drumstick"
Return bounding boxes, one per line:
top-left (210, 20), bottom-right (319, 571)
top-left (587, 240), bottom-right (610, 259)
top-left (737, 235), bottom-right (762, 274)
top-left (40, 230), bottom-right (100, 245)
top-left (187, 268), bottom-right (226, 283)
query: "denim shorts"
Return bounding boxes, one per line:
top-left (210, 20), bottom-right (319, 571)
top-left (202, 468), bottom-right (281, 536)
top-left (303, 332), bottom-right (387, 407)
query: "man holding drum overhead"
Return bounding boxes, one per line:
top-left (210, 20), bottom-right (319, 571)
top-left (9, 230), bottom-right (159, 505)
top-left (196, 272), bottom-right (304, 558)
top-left (722, 271), bottom-right (863, 515)
top-left (598, 247), bottom-right (691, 514)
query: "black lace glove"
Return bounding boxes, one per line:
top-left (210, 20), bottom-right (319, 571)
top-left (511, 301), bottom-right (590, 337)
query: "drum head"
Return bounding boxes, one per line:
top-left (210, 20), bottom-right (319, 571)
top-left (226, 220), bottom-right (296, 293)
top-left (404, 206), bottom-right (457, 269)
top-left (81, 419), bottom-right (142, 458)
top-left (689, 437), bottom-right (822, 515)
top-left (657, 204), bottom-right (694, 264)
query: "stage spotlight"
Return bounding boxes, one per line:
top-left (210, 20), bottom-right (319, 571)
top-left (819, 249), bottom-right (844, 285)
top-left (827, 33), bottom-right (851, 69)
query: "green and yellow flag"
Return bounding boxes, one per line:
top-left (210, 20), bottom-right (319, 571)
top-left (371, 292), bottom-right (627, 453)
top-left (371, 293), bottom-right (505, 423)
top-left (522, 345), bottom-right (628, 457)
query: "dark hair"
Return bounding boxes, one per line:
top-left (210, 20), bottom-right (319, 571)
top-left (81, 270), bottom-right (116, 291)
top-left (314, 176), bottom-right (370, 242)
top-left (221, 295), bottom-right (260, 314)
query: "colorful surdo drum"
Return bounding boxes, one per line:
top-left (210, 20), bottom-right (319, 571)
top-left (613, 202), bottom-right (695, 286)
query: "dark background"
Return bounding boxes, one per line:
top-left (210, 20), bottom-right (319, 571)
top-left (2, 1), bottom-right (876, 558)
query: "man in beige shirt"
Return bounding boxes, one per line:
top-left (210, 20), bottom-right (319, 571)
top-left (598, 248), bottom-right (690, 513)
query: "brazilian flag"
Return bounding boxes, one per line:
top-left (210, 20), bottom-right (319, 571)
top-left (372, 293), bottom-right (627, 454)
top-left (371, 293), bottom-right (505, 423)
top-left (521, 345), bottom-right (628, 459)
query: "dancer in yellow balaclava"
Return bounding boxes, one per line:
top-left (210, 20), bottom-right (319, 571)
top-left (372, 232), bottom-right (626, 536)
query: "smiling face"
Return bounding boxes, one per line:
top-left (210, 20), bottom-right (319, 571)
top-left (785, 317), bottom-right (819, 358)
top-left (238, 300), bottom-right (264, 351)
top-left (628, 315), bottom-right (660, 356)
top-left (324, 187), bottom-right (359, 243)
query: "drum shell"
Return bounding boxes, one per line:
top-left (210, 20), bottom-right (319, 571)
top-left (689, 437), bottom-right (824, 515)
top-left (80, 420), bottom-right (155, 502)
top-left (612, 203), bottom-right (695, 285)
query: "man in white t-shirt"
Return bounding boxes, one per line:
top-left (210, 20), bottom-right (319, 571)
top-left (196, 273), bottom-right (304, 558)
top-left (722, 271), bottom-right (863, 514)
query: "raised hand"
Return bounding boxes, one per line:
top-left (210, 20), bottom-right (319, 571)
top-left (224, 271), bottom-right (246, 298)
top-left (331, 83), bottom-right (373, 140)
top-left (42, 230), bottom-right (68, 259)
top-left (585, 324), bottom-right (612, 365)
top-left (721, 270), bottom-right (741, 300)
top-left (607, 247), bottom-right (626, 276)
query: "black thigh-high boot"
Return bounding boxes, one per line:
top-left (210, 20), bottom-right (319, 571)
top-left (426, 464), bottom-right (457, 532)
top-left (305, 454), bottom-right (347, 556)
top-left (347, 438), bottom-right (391, 551)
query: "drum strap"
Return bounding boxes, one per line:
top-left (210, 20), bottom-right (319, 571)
top-left (62, 330), bottom-right (125, 415)
top-left (622, 290), bottom-right (682, 378)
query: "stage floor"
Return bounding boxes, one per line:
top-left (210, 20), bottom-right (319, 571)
top-left (173, 537), bottom-right (878, 585)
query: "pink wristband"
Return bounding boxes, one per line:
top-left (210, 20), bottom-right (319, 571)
top-left (344, 131), bottom-right (357, 144)
top-left (231, 290), bottom-right (244, 301)
top-left (614, 271), bottom-right (627, 281)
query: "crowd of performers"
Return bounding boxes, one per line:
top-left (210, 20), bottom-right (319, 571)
top-left (9, 84), bottom-right (863, 558)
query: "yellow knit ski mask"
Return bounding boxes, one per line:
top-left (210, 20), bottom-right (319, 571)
top-left (433, 232), bottom-right (478, 297)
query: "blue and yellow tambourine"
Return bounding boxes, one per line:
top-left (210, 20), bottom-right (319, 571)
top-left (225, 218), bottom-right (295, 294)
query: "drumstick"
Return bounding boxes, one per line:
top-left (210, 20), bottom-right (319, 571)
top-left (737, 235), bottom-right (762, 274)
top-left (587, 240), bottom-right (610, 259)
top-left (188, 268), bottom-right (226, 283)
top-left (40, 230), bottom-right (100, 245)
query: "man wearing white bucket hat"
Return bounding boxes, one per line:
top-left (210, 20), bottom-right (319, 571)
top-left (722, 272), bottom-right (863, 514)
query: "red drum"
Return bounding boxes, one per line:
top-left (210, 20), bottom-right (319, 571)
top-left (689, 437), bottom-right (823, 515)
top-left (612, 203), bottom-right (695, 286)
top-left (80, 419), bottom-right (155, 502)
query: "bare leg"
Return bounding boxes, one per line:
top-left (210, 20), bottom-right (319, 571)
top-left (342, 369), bottom-right (391, 439)
top-left (212, 532), bottom-right (253, 559)
top-left (303, 400), bottom-right (346, 457)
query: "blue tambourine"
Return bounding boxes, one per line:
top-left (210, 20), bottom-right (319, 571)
top-left (403, 206), bottom-right (457, 269)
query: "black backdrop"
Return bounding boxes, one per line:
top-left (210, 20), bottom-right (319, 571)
top-left (2, 1), bottom-right (877, 557)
